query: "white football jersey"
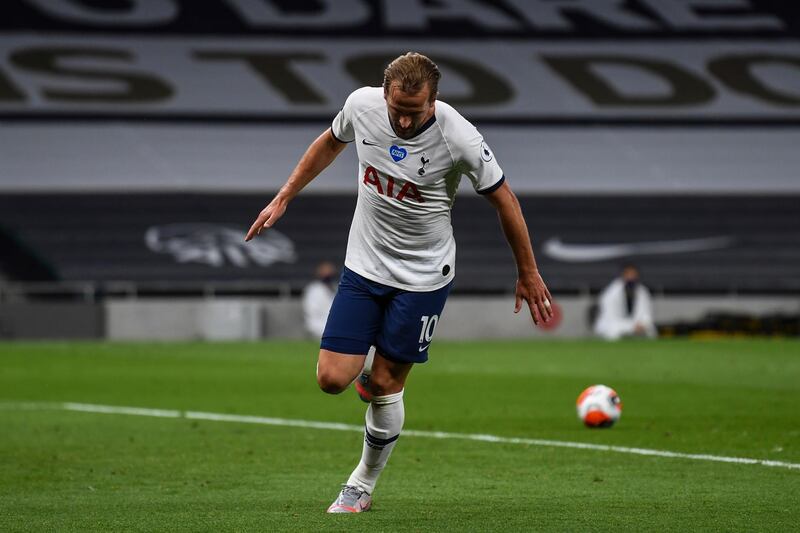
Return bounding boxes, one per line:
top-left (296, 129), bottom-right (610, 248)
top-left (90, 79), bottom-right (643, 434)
top-left (331, 87), bottom-right (504, 291)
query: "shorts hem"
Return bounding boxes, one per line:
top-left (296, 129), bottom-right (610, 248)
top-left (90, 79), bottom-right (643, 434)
top-left (376, 344), bottom-right (428, 365)
top-left (320, 337), bottom-right (372, 356)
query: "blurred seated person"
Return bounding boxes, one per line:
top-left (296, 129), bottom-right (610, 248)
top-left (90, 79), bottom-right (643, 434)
top-left (302, 261), bottom-right (338, 339)
top-left (594, 264), bottom-right (657, 340)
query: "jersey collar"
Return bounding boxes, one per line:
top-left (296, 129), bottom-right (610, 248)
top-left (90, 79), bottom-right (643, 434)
top-left (413, 114), bottom-right (437, 137)
top-left (388, 113), bottom-right (437, 140)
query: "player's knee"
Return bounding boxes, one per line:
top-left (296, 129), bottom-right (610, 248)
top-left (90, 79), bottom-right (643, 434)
top-left (316, 369), bottom-right (349, 395)
top-left (368, 372), bottom-right (403, 397)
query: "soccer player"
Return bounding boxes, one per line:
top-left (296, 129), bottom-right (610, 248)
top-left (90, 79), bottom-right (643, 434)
top-left (245, 52), bottom-right (553, 513)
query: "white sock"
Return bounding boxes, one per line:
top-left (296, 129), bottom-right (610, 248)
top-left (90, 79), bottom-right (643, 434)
top-left (346, 389), bottom-right (404, 494)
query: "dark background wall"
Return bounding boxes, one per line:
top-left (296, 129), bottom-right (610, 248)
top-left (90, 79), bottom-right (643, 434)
top-left (1, 0), bottom-right (799, 296)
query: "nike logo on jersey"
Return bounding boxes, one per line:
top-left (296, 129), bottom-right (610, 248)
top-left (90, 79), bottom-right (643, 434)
top-left (543, 236), bottom-right (735, 263)
top-left (418, 343), bottom-right (431, 352)
top-left (362, 139), bottom-right (380, 146)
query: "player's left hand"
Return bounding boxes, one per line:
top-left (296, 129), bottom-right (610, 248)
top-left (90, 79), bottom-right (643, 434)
top-left (514, 270), bottom-right (553, 326)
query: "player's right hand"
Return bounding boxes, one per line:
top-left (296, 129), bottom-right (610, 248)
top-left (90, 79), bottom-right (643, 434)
top-left (244, 196), bottom-right (288, 241)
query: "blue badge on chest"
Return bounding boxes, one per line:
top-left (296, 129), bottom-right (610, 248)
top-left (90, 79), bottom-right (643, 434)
top-left (389, 145), bottom-right (407, 162)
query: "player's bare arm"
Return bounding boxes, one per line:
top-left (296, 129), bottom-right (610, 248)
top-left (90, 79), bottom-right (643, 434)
top-left (245, 128), bottom-right (347, 241)
top-left (484, 181), bottom-right (553, 325)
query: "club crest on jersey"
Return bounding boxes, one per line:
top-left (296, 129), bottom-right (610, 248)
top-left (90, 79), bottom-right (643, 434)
top-left (418, 153), bottom-right (430, 176)
top-left (363, 166), bottom-right (424, 203)
top-left (389, 145), bottom-right (407, 162)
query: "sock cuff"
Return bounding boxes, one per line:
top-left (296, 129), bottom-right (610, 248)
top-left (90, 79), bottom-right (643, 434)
top-left (371, 389), bottom-right (404, 406)
top-left (365, 428), bottom-right (400, 448)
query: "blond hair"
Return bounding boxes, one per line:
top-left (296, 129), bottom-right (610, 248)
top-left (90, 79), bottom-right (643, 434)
top-left (383, 52), bottom-right (440, 102)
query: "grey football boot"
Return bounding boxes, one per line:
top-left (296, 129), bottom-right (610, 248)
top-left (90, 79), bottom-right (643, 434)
top-left (326, 485), bottom-right (372, 513)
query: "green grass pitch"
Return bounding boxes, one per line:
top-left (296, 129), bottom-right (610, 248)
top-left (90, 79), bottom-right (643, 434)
top-left (1, 340), bottom-right (799, 531)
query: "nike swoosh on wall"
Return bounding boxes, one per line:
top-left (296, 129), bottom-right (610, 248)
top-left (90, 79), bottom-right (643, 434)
top-left (543, 236), bottom-right (735, 263)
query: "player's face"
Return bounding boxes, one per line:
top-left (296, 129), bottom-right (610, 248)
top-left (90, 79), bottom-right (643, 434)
top-left (385, 82), bottom-right (436, 140)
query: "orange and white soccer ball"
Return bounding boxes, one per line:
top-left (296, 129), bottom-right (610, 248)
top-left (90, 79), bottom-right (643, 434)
top-left (576, 385), bottom-right (622, 428)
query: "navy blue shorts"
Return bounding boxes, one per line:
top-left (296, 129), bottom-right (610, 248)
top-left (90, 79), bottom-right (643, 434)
top-left (320, 267), bottom-right (452, 364)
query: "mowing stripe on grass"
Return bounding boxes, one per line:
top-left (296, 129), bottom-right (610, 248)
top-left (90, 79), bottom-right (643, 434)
top-left (5, 401), bottom-right (800, 471)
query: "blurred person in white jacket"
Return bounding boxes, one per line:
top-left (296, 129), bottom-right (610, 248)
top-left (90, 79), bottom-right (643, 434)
top-left (594, 264), bottom-right (657, 340)
top-left (302, 261), bottom-right (338, 338)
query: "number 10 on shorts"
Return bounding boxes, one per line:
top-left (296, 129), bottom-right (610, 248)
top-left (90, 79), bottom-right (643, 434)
top-left (419, 315), bottom-right (439, 343)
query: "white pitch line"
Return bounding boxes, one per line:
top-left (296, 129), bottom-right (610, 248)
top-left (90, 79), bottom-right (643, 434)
top-left (4, 401), bottom-right (799, 471)
top-left (64, 402), bottom-right (181, 418)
